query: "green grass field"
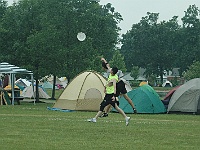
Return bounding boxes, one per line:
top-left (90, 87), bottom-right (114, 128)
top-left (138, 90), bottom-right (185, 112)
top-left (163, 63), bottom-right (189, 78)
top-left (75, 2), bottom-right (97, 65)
top-left (1, 101), bottom-right (200, 150)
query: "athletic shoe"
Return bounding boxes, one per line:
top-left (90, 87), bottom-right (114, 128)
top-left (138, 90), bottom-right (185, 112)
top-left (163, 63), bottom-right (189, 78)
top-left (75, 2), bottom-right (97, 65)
top-left (125, 117), bottom-right (131, 126)
top-left (87, 118), bottom-right (96, 123)
top-left (100, 113), bottom-right (108, 117)
top-left (133, 108), bottom-right (137, 114)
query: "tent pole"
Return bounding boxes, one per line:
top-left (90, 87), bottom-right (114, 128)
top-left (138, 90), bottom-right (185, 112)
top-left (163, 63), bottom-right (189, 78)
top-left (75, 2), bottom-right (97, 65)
top-left (31, 74), bottom-right (35, 105)
top-left (11, 73), bottom-right (15, 105)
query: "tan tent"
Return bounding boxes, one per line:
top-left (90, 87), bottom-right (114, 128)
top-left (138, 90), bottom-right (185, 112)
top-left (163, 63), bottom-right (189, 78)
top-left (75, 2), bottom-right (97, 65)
top-left (22, 86), bottom-right (50, 99)
top-left (53, 71), bottom-right (106, 111)
top-left (46, 75), bottom-right (68, 88)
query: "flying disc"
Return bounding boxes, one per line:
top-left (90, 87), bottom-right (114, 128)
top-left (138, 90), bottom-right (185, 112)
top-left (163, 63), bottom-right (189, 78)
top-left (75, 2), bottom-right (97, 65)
top-left (77, 32), bottom-right (86, 41)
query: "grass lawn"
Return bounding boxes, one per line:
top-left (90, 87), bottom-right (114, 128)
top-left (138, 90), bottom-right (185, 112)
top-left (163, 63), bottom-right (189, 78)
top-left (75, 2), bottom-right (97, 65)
top-left (45, 89), bottom-right (64, 99)
top-left (1, 101), bottom-right (200, 150)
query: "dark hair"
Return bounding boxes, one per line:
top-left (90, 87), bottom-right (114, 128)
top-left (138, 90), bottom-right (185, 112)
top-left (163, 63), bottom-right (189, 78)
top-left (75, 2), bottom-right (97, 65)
top-left (112, 67), bottom-right (118, 74)
top-left (102, 61), bottom-right (108, 69)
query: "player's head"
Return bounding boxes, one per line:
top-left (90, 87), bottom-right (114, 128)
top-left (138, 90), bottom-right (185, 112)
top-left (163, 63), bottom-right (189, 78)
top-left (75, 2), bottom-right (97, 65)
top-left (111, 67), bottom-right (118, 75)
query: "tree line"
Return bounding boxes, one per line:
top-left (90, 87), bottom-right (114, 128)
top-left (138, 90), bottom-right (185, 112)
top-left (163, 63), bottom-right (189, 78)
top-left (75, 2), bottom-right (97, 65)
top-left (0, 0), bottom-right (199, 101)
top-left (120, 5), bottom-right (200, 84)
top-left (0, 0), bottom-right (122, 101)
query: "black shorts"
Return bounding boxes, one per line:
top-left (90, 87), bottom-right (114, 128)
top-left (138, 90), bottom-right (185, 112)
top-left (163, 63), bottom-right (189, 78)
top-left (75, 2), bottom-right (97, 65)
top-left (100, 94), bottom-right (118, 111)
top-left (116, 80), bottom-right (127, 96)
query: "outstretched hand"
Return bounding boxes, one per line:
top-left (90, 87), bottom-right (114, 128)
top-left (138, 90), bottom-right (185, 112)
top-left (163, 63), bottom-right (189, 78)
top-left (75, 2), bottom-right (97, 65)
top-left (101, 58), bottom-right (106, 62)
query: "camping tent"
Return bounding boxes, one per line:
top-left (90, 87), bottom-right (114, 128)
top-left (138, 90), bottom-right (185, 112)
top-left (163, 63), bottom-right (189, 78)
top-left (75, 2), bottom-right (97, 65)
top-left (162, 80), bottom-right (173, 87)
top-left (53, 71), bottom-right (106, 111)
top-left (139, 81), bottom-right (148, 86)
top-left (15, 78), bottom-right (31, 90)
top-left (45, 75), bottom-right (68, 88)
top-left (113, 84), bottom-right (166, 113)
top-left (163, 86), bottom-right (181, 101)
top-left (22, 86), bottom-right (50, 99)
top-left (161, 85), bottom-right (181, 108)
top-left (58, 77), bottom-right (68, 88)
top-left (41, 81), bottom-right (53, 89)
top-left (167, 78), bottom-right (200, 114)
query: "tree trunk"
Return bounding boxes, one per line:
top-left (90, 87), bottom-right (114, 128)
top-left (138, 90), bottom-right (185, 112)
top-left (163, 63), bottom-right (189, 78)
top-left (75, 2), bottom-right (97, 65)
top-left (51, 75), bottom-right (56, 100)
top-left (35, 77), bottom-right (40, 102)
top-left (35, 64), bottom-right (40, 102)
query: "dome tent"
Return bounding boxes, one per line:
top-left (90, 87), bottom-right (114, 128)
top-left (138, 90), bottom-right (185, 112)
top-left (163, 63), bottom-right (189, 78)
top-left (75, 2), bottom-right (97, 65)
top-left (53, 71), bottom-right (106, 111)
top-left (167, 78), bottom-right (200, 114)
top-left (162, 80), bottom-right (172, 87)
top-left (161, 85), bottom-right (181, 109)
top-left (112, 84), bottom-right (166, 114)
top-left (22, 85), bottom-right (50, 99)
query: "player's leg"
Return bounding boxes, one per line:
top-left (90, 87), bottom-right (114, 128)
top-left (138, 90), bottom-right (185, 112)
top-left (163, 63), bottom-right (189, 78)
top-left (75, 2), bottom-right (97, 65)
top-left (113, 103), bottom-right (131, 126)
top-left (124, 94), bottom-right (134, 107)
top-left (118, 80), bottom-right (137, 113)
top-left (101, 104), bottom-right (111, 117)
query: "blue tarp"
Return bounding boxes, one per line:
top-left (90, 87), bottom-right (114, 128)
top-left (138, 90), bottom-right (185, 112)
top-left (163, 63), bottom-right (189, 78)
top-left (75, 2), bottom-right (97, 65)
top-left (47, 106), bottom-right (75, 112)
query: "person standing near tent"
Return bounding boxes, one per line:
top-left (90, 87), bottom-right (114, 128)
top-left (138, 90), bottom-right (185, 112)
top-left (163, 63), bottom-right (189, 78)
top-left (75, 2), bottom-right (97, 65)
top-left (100, 58), bottom-right (137, 117)
top-left (87, 67), bottom-right (131, 126)
top-left (3, 74), bottom-right (9, 88)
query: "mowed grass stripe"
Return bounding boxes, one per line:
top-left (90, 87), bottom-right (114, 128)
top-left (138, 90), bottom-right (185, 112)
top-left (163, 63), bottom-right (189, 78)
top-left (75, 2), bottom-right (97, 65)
top-left (1, 112), bottom-right (200, 124)
top-left (1, 103), bottom-right (200, 150)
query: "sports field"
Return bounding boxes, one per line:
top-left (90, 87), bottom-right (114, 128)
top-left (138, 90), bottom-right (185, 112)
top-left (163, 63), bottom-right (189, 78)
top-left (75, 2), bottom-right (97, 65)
top-left (0, 101), bottom-right (200, 150)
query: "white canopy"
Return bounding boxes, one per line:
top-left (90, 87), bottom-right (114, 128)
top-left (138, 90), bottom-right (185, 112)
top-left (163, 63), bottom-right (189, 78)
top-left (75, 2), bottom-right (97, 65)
top-left (0, 62), bottom-right (35, 105)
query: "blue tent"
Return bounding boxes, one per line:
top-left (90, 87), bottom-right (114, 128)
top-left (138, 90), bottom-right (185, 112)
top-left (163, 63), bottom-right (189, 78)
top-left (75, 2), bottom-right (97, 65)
top-left (112, 85), bottom-right (166, 114)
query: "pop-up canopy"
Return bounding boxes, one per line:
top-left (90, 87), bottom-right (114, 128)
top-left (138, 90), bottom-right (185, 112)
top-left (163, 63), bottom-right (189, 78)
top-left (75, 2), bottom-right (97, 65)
top-left (0, 62), bottom-right (35, 105)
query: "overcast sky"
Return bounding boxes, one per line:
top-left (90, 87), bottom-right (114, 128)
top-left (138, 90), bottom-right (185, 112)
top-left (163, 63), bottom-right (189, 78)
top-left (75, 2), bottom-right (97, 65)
top-left (7, 0), bottom-right (200, 35)
top-left (99, 0), bottom-right (200, 35)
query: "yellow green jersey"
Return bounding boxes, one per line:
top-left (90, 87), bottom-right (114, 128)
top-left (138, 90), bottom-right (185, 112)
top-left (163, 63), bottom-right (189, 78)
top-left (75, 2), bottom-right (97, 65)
top-left (106, 74), bottom-right (118, 94)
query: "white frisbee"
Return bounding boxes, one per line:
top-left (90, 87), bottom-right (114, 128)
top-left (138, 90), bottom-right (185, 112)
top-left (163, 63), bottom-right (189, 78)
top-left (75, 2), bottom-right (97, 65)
top-left (77, 32), bottom-right (86, 41)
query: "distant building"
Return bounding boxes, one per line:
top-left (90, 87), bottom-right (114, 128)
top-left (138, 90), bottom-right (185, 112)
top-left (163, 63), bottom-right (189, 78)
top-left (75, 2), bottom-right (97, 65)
top-left (122, 73), bottom-right (134, 81)
top-left (156, 68), bottom-right (184, 85)
top-left (123, 68), bottom-right (147, 81)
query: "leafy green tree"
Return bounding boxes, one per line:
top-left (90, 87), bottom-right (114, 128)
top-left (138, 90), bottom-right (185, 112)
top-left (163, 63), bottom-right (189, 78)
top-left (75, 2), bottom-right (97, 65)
top-left (109, 50), bottom-right (127, 72)
top-left (2, 0), bottom-right (122, 101)
top-left (183, 61), bottom-right (200, 80)
top-left (130, 66), bottom-right (139, 80)
top-left (0, 0), bottom-right (6, 18)
top-left (146, 74), bottom-right (157, 86)
top-left (175, 5), bottom-right (200, 75)
top-left (0, 0), bottom-right (8, 60)
top-left (121, 12), bottom-right (180, 84)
